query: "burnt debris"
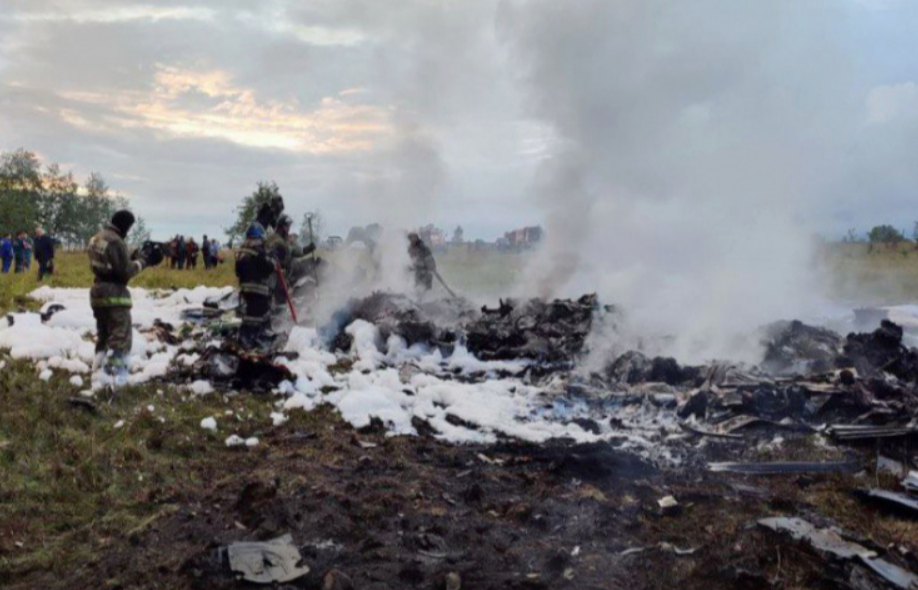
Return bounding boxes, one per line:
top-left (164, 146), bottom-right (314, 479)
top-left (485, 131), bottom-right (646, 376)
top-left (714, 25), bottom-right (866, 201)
top-left (321, 292), bottom-right (599, 364)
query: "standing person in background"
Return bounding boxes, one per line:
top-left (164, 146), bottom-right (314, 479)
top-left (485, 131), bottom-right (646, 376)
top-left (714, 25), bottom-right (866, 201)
top-left (210, 238), bottom-right (221, 266)
top-left (175, 235), bottom-right (186, 270)
top-left (169, 236), bottom-right (179, 269)
top-left (0, 234), bottom-right (13, 273)
top-left (34, 227), bottom-right (55, 281)
top-left (13, 231), bottom-right (26, 273)
top-left (187, 238), bottom-right (199, 270)
top-left (202, 235), bottom-right (210, 269)
top-left (23, 233), bottom-right (33, 271)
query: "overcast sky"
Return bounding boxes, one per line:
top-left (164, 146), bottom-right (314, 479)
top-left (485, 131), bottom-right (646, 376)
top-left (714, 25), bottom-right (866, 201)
top-left (2, 0), bottom-right (918, 241)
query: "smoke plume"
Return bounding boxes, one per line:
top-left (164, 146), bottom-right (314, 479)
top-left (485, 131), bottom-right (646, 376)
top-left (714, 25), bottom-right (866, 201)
top-left (498, 0), bottom-right (851, 362)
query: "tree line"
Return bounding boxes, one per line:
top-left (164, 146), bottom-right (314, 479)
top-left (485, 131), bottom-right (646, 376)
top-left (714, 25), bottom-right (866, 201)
top-left (225, 180), bottom-right (323, 247)
top-left (0, 148), bottom-right (149, 248)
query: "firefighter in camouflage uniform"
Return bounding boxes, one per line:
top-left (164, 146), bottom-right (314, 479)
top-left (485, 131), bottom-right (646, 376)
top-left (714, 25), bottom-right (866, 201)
top-left (408, 232), bottom-right (436, 292)
top-left (88, 210), bottom-right (163, 386)
top-left (235, 195), bottom-right (285, 350)
top-left (266, 214), bottom-right (317, 308)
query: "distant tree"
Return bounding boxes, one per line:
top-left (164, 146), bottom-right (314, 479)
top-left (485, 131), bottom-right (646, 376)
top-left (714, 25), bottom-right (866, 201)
top-left (452, 225), bottom-right (464, 244)
top-left (841, 228), bottom-right (863, 244)
top-left (126, 215), bottom-right (151, 247)
top-left (868, 224), bottom-right (905, 250)
top-left (0, 149), bottom-right (147, 249)
top-left (0, 148), bottom-right (42, 235)
top-left (299, 210), bottom-right (323, 246)
top-left (225, 181), bottom-right (282, 244)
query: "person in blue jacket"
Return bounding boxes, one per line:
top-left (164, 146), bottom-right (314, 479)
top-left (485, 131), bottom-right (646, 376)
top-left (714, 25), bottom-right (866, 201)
top-left (0, 234), bottom-right (13, 273)
top-left (13, 232), bottom-right (26, 273)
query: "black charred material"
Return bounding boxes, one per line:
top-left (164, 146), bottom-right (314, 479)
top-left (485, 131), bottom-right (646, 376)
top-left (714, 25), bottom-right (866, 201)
top-left (838, 320), bottom-right (918, 383)
top-left (605, 351), bottom-right (701, 387)
top-left (465, 294), bottom-right (597, 363)
top-left (326, 292), bottom-right (476, 350)
top-left (761, 320), bottom-right (844, 376)
top-left (189, 346), bottom-right (294, 392)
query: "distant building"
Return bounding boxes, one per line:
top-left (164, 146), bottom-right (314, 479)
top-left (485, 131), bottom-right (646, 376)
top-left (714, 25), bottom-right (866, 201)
top-left (417, 224), bottom-right (447, 250)
top-left (502, 226), bottom-right (543, 250)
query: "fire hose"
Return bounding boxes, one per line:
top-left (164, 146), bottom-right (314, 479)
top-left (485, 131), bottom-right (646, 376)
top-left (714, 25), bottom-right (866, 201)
top-left (307, 215), bottom-right (320, 298)
top-left (275, 260), bottom-right (298, 323)
top-left (434, 269), bottom-right (458, 299)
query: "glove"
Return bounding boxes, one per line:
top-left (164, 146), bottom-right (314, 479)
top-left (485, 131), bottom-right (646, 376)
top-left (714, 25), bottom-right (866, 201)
top-left (303, 242), bottom-right (317, 257)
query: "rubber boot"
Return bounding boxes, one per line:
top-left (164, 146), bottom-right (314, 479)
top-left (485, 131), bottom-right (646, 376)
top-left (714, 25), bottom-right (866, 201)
top-left (104, 353), bottom-right (130, 389)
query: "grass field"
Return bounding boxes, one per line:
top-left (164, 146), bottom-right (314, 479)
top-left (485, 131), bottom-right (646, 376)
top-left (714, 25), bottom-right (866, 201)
top-left (819, 242), bottom-right (918, 304)
top-left (1, 242), bottom-right (917, 585)
top-left (0, 247), bottom-right (527, 582)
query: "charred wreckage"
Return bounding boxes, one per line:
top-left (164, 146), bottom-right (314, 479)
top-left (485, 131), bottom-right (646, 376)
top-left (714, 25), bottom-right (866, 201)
top-left (18, 287), bottom-right (918, 589)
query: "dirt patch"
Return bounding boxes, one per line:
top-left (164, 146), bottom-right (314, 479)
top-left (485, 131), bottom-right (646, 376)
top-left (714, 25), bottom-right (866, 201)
top-left (6, 407), bottom-right (916, 590)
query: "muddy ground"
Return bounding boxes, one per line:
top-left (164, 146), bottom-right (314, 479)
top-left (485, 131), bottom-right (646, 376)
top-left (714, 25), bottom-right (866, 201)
top-left (6, 404), bottom-right (917, 590)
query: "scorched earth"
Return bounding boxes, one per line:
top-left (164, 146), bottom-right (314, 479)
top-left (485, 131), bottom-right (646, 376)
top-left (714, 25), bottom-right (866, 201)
top-left (4, 285), bottom-right (918, 590)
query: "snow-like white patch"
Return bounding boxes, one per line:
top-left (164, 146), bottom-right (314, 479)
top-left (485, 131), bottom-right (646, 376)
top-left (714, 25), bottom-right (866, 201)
top-left (189, 380), bottom-right (214, 395)
top-left (70, 375), bottom-right (84, 387)
top-left (1, 287), bottom-right (679, 455)
top-left (225, 434), bottom-right (245, 447)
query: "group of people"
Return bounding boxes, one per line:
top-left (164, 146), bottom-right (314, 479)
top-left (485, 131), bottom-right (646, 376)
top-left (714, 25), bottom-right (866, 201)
top-left (87, 201), bottom-right (446, 387)
top-left (1, 227), bottom-right (56, 279)
top-left (165, 235), bottom-right (222, 270)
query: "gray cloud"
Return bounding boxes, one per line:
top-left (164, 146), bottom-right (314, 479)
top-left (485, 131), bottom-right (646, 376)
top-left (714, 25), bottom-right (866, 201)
top-left (1, 0), bottom-right (918, 267)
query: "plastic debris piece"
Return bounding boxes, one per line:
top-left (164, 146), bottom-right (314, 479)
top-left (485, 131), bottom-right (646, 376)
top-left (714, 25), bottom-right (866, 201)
top-left (657, 495), bottom-right (680, 515)
top-left (828, 424), bottom-right (918, 441)
top-left (860, 556), bottom-right (918, 590)
top-left (227, 534), bottom-right (310, 584)
top-left (709, 460), bottom-right (859, 475)
top-left (902, 471), bottom-right (918, 493)
top-left (856, 489), bottom-right (918, 516)
top-left (758, 517), bottom-right (876, 560)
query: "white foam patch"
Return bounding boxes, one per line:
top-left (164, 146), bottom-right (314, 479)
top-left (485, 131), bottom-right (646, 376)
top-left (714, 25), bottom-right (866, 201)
top-left (1, 288), bottom-right (678, 455)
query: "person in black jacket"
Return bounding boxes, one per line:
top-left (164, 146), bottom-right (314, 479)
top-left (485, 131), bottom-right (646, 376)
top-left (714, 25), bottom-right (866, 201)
top-left (33, 227), bottom-right (55, 281)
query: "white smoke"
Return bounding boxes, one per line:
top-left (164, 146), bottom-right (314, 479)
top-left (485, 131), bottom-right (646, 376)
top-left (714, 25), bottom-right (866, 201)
top-left (498, 0), bottom-right (850, 363)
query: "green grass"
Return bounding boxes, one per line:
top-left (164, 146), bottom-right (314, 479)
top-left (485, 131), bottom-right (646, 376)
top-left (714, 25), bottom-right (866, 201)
top-left (819, 242), bottom-right (918, 304)
top-left (0, 251), bottom-right (237, 314)
top-left (1, 241), bottom-right (916, 582)
top-left (0, 357), bottom-right (286, 577)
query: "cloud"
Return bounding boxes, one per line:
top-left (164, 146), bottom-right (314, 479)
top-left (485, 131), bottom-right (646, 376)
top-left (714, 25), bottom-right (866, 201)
top-left (3, 0), bottom-right (918, 254)
top-left (48, 65), bottom-right (395, 153)
top-left (1, 5), bottom-right (216, 24)
top-left (866, 82), bottom-right (918, 124)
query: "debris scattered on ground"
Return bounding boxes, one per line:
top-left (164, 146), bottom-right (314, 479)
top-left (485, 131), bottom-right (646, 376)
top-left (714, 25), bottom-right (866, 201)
top-left (657, 495), bottom-right (680, 516)
top-left (12, 286), bottom-right (918, 588)
top-left (709, 460), bottom-right (861, 475)
top-left (225, 534), bottom-right (310, 584)
top-left (760, 517), bottom-right (918, 590)
top-left (855, 489), bottom-right (918, 517)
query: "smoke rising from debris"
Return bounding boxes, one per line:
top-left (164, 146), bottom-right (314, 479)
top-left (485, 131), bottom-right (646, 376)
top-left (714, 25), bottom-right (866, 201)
top-left (498, 0), bottom-right (851, 362)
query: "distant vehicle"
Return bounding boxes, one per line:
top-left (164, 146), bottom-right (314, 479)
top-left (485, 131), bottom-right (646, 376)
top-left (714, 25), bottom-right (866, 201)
top-left (326, 236), bottom-right (343, 250)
